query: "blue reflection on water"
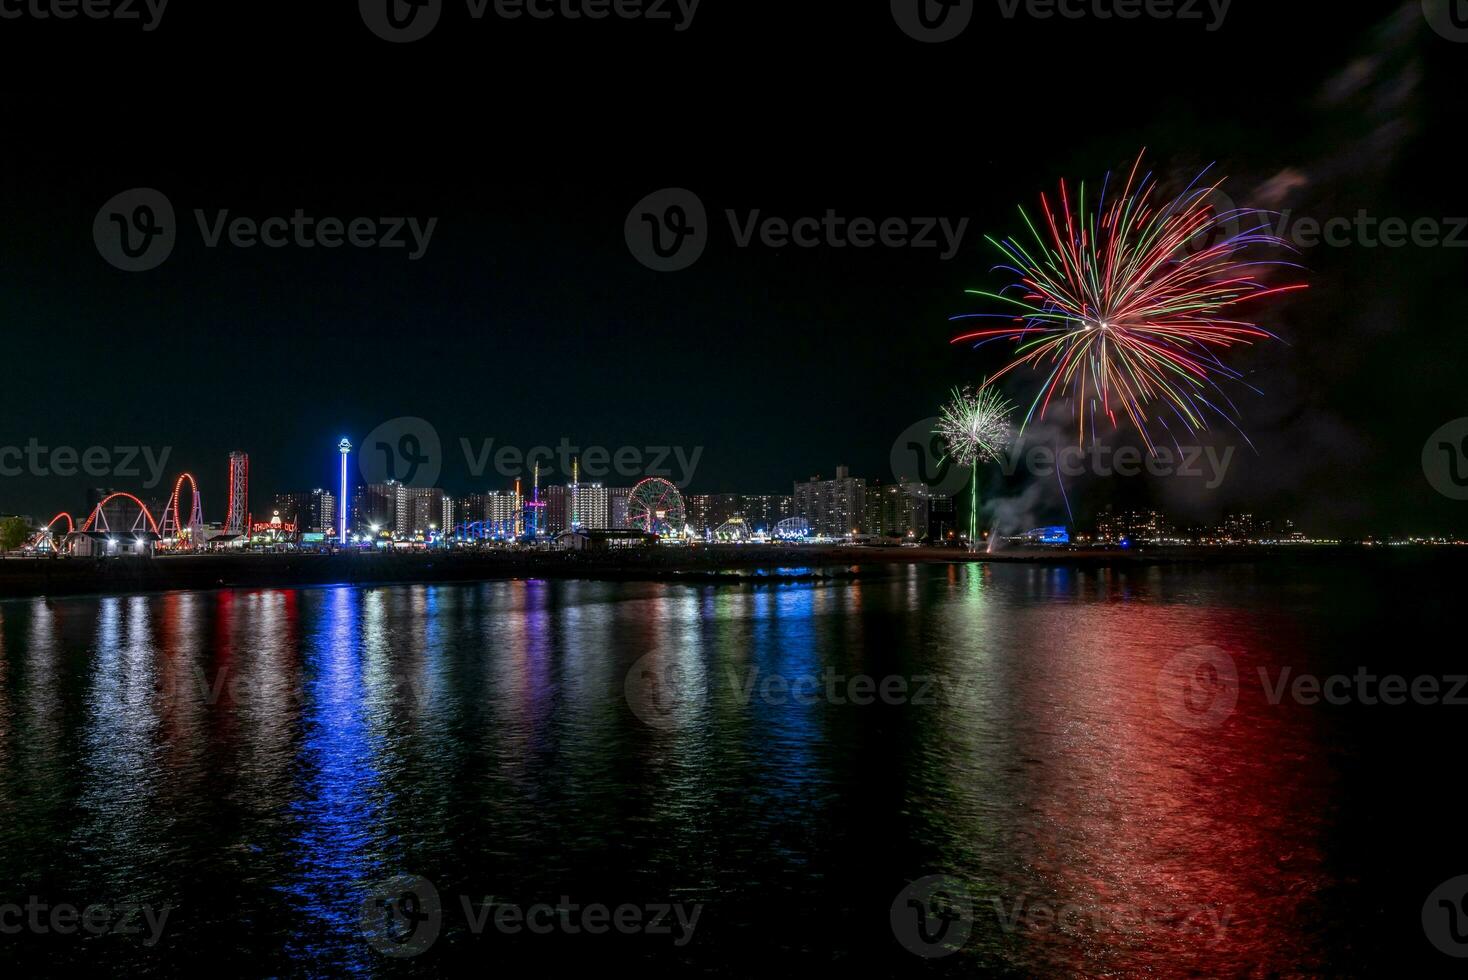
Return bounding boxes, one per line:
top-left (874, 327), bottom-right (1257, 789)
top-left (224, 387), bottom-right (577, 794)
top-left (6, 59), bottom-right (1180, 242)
top-left (280, 587), bottom-right (388, 973)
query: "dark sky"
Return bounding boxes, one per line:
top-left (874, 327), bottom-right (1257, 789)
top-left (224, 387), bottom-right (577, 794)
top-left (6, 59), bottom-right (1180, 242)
top-left (2, 0), bottom-right (1463, 535)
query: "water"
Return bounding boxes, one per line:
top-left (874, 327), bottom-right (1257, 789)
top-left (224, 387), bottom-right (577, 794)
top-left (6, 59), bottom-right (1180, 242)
top-left (0, 559), bottom-right (1460, 976)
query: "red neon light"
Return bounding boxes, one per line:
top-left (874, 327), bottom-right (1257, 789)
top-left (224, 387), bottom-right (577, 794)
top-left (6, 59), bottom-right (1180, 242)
top-left (169, 472), bottom-right (199, 516)
top-left (46, 512), bottom-right (74, 533)
top-left (80, 493), bottom-right (160, 534)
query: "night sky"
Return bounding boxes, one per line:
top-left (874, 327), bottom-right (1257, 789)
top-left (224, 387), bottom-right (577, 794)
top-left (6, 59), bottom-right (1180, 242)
top-left (2, 0), bottom-right (1463, 535)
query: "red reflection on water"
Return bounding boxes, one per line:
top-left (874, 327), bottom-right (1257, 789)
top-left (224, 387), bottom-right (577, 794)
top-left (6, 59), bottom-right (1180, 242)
top-left (976, 576), bottom-right (1331, 975)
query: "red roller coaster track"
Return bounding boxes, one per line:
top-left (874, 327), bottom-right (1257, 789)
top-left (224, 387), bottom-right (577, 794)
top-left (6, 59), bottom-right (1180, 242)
top-left (80, 492), bottom-right (160, 535)
top-left (160, 472), bottom-right (204, 543)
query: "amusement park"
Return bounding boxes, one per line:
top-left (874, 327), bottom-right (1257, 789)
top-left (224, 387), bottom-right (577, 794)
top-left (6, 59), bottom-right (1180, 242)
top-left (2, 437), bottom-right (844, 562)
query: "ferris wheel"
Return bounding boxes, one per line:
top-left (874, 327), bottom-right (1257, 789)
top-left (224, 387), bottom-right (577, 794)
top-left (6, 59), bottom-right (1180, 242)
top-left (625, 478), bottom-right (686, 537)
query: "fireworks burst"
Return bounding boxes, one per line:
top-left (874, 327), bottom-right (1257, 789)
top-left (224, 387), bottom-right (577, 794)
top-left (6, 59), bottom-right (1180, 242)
top-left (936, 385), bottom-right (1015, 549)
top-left (937, 385), bottom-right (1015, 467)
top-left (951, 152), bottom-right (1306, 453)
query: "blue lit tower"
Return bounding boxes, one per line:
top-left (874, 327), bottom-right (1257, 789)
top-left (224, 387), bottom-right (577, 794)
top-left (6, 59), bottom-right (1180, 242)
top-left (338, 438), bottom-right (352, 543)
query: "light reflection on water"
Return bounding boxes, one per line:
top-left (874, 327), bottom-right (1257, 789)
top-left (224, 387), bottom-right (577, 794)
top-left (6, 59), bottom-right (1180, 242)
top-left (0, 563), bottom-right (1410, 975)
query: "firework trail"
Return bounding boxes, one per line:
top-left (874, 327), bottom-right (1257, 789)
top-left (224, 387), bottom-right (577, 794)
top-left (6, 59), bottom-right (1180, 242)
top-left (936, 385), bottom-right (1016, 550)
top-left (951, 152), bottom-right (1306, 453)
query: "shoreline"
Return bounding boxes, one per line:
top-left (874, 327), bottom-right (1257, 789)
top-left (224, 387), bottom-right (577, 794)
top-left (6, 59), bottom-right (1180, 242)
top-left (0, 544), bottom-right (1453, 600)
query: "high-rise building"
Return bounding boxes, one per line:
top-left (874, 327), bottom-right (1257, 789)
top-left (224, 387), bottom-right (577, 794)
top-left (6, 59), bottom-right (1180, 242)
top-left (457, 493), bottom-right (489, 529)
top-left (608, 487), bottom-right (633, 529)
top-left (1096, 507), bottom-right (1172, 544)
top-left (738, 494), bottom-right (793, 533)
top-left (272, 489), bottom-right (336, 534)
top-left (865, 483), bottom-right (905, 538)
top-left (927, 495), bottom-right (956, 542)
top-left (684, 493), bottom-right (793, 535)
top-left (544, 485), bottom-right (569, 535)
top-left (401, 487), bottom-right (446, 537)
top-left (1222, 513), bottom-right (1255, 543)
top-left (571, 483), bottom-right (609, 529)
top-left (273, 493), bottom-right (305, 529)
top-left (685, 493), bottom-right (740, 536)
top-left (794, 466), bottom-right (866, 539)
top-left (353, 481), bottom-right (404, 535)
top-left (316, 490), bottom-right (336, 535)
top-left (487, 489), bottom-right (521, 534)
top-left (864, 482), bottom-right (937, 539)
top-left (686, 494), bottom-right (711, 535)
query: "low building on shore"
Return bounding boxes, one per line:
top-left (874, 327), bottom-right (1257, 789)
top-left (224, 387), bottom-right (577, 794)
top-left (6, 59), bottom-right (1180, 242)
top-left (554, 529), bottom-right (658, 552)
top-left (65, 531), bottom-right (159, 557)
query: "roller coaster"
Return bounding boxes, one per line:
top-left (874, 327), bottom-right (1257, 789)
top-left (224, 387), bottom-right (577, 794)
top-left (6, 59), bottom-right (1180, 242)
top-left (27, 473), bottom-right (206, 552)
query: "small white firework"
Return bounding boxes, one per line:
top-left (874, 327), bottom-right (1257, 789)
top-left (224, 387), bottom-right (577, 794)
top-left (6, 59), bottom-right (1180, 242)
top-left (936, 385), bottom-right (1016, 467)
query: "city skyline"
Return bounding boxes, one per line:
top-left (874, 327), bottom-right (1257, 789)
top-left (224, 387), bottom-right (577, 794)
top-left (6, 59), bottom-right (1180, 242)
top-left (8, 431), bottom-right (1463, 540)
top-left (5, 2), bottom-right (1463, 539)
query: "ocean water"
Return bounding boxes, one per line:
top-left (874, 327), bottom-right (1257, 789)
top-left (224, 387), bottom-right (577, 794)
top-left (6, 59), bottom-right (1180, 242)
top-left (0, 558), bottom-right (1461, 976)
